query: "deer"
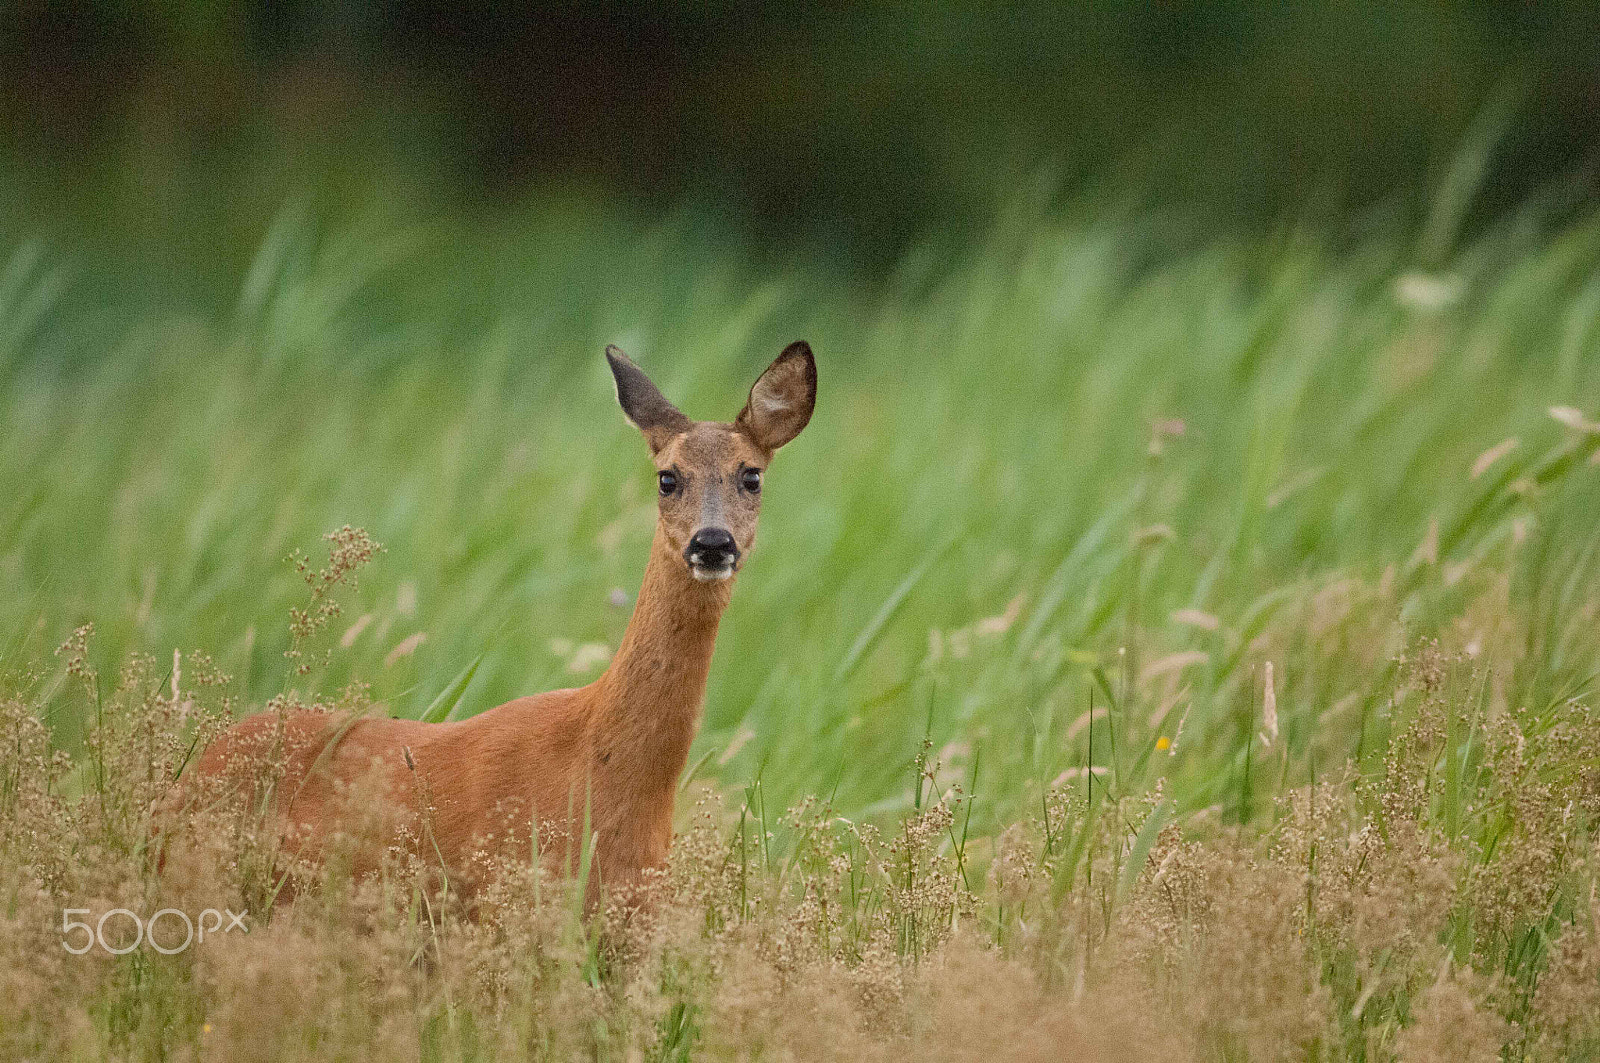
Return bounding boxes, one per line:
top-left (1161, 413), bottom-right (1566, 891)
top-left (171, 342), bottom-right (817, 902)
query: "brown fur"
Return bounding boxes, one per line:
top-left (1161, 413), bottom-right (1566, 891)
top-left (178, 343), bottom-right (817, 898)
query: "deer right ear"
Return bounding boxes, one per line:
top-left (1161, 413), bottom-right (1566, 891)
top-left (606, 346), bottom-right (690, 454)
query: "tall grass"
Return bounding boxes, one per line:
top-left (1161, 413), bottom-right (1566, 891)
top-left (2, 174), bottom-right (1600, 1058)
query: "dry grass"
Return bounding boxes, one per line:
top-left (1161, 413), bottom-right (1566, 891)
top-left (3, 595), bottom-right (1599, 1061)
top-left (5, 173), bottom-right (1600, 1059)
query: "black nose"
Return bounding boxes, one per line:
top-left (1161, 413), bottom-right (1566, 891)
top-left (687, 528), bottom-right (738, 566)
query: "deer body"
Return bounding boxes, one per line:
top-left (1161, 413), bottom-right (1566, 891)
top-left (182, 343), bottom-right (816, 896)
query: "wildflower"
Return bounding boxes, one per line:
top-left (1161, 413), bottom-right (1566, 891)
top-left (383, 632), bottom-right (426, 667)
top-left (1140, 650), bottom-right (1208, 686)
top-left (1148, 416), bottom-right (1186, 456)
top-left (1549, 405), bottom-right (1599, 432)
top-left (1171, 607), bottom-right (1220, 630)
top-left (1411, 518), bottom-right (1439, 567)
top-left (340, 612), bottom-right (373, 647)
top-left (1470, 437), bottom-right (1517, 479)
top-left (566, 642), bottom-right (612, 673)
top-left (1394, 272), bottom-right (1461, 309)
top-left (1260, 661), bottom-right (1278, 745)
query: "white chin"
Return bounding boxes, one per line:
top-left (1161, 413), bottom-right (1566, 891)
top-left (691, 565), bottom-right (734, 582)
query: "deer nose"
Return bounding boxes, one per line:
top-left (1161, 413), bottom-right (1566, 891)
top-left (687, 528), bottom-right (739, 567)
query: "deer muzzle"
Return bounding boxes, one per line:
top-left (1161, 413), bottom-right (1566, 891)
top-left (686, 527), bottom-right (739, 580)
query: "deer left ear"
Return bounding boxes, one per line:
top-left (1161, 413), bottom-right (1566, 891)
top-left (735, 341), bottom-right (817, 454)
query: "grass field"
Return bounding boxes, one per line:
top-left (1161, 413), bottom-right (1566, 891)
top-left (3, 175), bottom-right (1600, 1059)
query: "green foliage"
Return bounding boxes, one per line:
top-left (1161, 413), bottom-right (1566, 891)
top-left (3, 162), bottom-right (1600, 1059)
top-left (7, 182), bottom-right (1599, 827)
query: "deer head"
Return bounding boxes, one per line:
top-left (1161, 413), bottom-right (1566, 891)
top-left (606, 341), bottom-right (816, 582)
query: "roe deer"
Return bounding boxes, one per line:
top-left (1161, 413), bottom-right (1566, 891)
top-left (176, 342), bottom-right (816, 899)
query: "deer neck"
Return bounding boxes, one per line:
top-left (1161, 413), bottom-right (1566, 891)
top-left (589, 525), bottom-right (733, 789)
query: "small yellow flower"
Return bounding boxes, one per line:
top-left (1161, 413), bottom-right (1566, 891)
top-left (1155, 736), bottom-right (1171, 751)
top-left (203, 1024), bottom-right (212, 1034)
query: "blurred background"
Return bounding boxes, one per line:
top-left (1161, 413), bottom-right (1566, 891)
top-left (5, 3), bottom-right (1600, 822)
top-left (5, 2), bottom-right (1599, 282)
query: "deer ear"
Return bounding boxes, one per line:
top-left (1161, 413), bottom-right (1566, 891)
top-left (735, 341), bottom-right (817, 454)
top-left (606, 346), bottom-right (690, 453)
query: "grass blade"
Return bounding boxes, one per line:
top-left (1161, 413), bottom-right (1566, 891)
top-left (1116, 798), bottom-right (1174, 904)
top-left (419, 652), bottom-right (484, 723)
top-left (833, 535), bottom-right (959, 685)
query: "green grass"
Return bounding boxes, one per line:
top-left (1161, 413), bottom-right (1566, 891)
top-left (4, 173), bottom-right (1600, 1059)
top-left (6, 183), bottom-right (1599, 827)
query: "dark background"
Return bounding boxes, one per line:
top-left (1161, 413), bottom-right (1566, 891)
top-left (4, 2), bottom-right (1599, 266)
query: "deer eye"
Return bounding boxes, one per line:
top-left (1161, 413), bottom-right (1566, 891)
top-left (658, 470), bottom-right (678, 496)
top-left (740, 468), bottom-right (762, 494)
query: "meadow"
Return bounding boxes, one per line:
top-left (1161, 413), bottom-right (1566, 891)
top-left (3, 166), bottom-right (1600, 1059)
